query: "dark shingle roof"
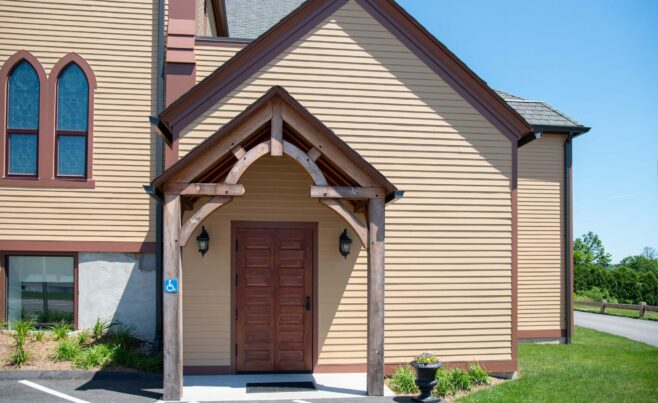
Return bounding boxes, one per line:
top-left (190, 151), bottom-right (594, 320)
top-left (225, 0), bottom-right (306, 39)
top-left (495, 90), bottom-right (585, 129)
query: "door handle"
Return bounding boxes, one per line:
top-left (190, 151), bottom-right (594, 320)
top-left (306, 296), bottom-right (311, 311)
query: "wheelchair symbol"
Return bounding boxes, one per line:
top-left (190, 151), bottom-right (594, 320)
top-left (164, 279), bottom-right (178, 293)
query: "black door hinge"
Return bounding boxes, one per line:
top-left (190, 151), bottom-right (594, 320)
top-left (235, 239), bottom-right (238, 251)
top-left (235, 274), bottom-right (238, 286)
top-left (235, 308), bottom-right (238, 321)
top-left (235, 343), bottom-right (238, 356)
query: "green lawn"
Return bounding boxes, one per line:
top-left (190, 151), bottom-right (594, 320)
top-left (459, 327), bottom-right (658, 402)
top-left (575, 305), bottom-right (658, 322)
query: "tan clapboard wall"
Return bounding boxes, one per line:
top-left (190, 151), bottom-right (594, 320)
top-left (0, 0), bottom-right (158, 242)
top-left (518, 134), bottom-right (565, 331)
top-left (183, 0), bottom-right (513, 365)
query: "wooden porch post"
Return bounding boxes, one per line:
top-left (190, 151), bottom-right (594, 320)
top-left (367, 197), bottom-right (385, 396)
top-left (163, 193), bottom-right (183, 401)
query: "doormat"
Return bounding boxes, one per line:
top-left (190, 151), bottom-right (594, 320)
top-left (246, 381), bottom-right (317, 393)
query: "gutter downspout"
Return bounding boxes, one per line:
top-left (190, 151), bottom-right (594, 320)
top-left (564, 131), bottom-right (574, 344)
top-left (154, 0), bottom-right (166, 350)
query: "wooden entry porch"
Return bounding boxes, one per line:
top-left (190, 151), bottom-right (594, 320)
top-left (151, 86), bottom-right (400, 401)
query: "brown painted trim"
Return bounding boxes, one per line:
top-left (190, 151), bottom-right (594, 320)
top-left (0, 253), bottom-right (5, 323)
top-left (510, 140), bottom-right (518, 362)
top-left (0, 51), bottom-right (97, 189)
top-left (49, 53), bottom-right (97, 182)
top-left (210, 0), bottom-right (229, 37)
top-left (153, 86), bottom-right (397, 194)
top-left (195, 37), bottom-right (251, 47)
top-left (518, 329), bottom-right (567, 339)
top-left (356, 0), bottom-right (531, 141)
top-left (160, 0), bottom-right (349, 132)
top-left (565, 135), bottom-right (574, 342)
top-left (0, 240), bottom-right (156, 253)
top-left (164, 0), bottom-right (198, 169)
top-left (0, 51), bottom-right (48, 180)
top-left (0, 177), bottom-right (95, 188)
top-left (160, 0), bottom-right (531, 142)
top-left (2, 252), bottom-right (78, 329)
top-left (315, 360), bottom-right (517, 376)
top-left (184, 365), bottom-right (233, 375)
top-left (230, 221), bottom-right (319, 374)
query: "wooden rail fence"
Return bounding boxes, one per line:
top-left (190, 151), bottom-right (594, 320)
top-left (575, 300), bottom-right (658, 317)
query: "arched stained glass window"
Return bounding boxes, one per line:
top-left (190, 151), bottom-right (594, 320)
top-left (6, 60), bottom-right (39, 176)
top-left (56, 63), bottom-right (88, 177)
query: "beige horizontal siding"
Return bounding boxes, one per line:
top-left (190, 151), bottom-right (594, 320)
top-left (184, 0), bottom-right (513, 366)
top-left (518, 134), bottom-right (566, 331)
top-left (0, 0), bottom-right (158, 242)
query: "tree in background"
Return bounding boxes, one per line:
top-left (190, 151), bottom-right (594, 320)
top-left (574, 231), bottom-right (612, 268)
top-left (574, 233), bottom-right (658, 305)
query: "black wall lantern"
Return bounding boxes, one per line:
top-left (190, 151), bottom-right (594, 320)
top-left (197, 226), bottom-right (210, 257)
top-left (339, 229), bottom-right (352, 258)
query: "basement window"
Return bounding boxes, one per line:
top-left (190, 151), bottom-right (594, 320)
top-left (6, 255), bottom-right (75, 328)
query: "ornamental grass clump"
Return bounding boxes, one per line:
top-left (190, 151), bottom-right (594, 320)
top-left (50, 321), bottom-right (71, 341)
top-left (9, 319), bottom-right (35, 367)
top-left (432, 364), bottom-right (491, 398)
top-left (468, 363), bottom-right (489, 385)
top-left (92, 317), bottom-right (112, 339)
top-left (55, 338), bottom-right (81, 361)
top-left (388, 365), bottom-right (419, 394)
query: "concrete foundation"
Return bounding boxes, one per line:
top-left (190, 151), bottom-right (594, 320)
top-left (78, 252), bottom-right (157, 341)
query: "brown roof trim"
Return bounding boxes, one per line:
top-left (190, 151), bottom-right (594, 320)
top-left (355, 0), bottom-right (532, 141)
top-left (160, 0), bottom-right (532, 141)
top-left (160, 0), bottom-right (349, 133)
top-left (211, 0), bottom-right (229, 37)
top-left (154, 86), bottom-right (397, 193)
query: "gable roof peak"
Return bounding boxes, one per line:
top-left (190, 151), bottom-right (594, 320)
top-left (161, 0), bottom-right (532, 141)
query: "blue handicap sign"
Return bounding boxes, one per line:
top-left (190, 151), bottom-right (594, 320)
top-left (164, 279), bottom-right (178, 294)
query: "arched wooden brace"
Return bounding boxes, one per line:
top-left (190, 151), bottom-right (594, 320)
top-left (321, 198), bottom-right (369, 247)
top-left (224, 140), bottom-right (328, 186)
top-left (180, 140), bottom-right (366, 247)
top-left (179, 196), bottom-right (232, 246)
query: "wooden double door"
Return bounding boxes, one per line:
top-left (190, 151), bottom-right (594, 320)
top-left (234, 222), bottom-right (315, 372)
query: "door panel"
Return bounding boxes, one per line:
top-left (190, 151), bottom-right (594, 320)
top-left (236, 224), bottom-right (313, 372)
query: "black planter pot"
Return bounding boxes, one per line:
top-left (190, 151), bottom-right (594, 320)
top-left (410, 361), bottom-right (442, 402)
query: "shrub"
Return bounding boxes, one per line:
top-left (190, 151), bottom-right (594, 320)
top-left (32, 331), bottom-right (46, 342)
top-left (12, 318), bottom-right (35, 340)
top-left (449, 368), bottom-right (473, 392)
top-left (577, 287), bottom-right (617, 303)
top-left (10, 346), bottom-right (29, 367)
top-left (50, 321), bottom-right (71, 341)
top-left (434, 367), bottom-right (455, 397)
top-left (388, 365), bottom-right (419, 394)
top-left (92, 318), bottom-right (112, 339)
top-left (74, 344), bottom-right (115, 369)
top-left (132, 352), bottom-right (163, 373)
top-left (77, 330), bottom-right (91, 345)
top-left (468, 363), bottom-right (489, 385)
top-left (111, 325), bottom-right (137, 347)
top-left (55, 338), bottom-right (81, 361)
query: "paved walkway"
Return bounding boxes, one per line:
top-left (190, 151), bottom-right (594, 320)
top-left (574, 310), bottom-right (658, 347)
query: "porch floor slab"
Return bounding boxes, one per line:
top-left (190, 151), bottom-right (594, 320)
top-left (182, 372), bottom-right (396, 401)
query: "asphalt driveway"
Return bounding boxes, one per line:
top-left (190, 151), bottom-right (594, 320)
top-left (575, 310), bottom-right (658, 347)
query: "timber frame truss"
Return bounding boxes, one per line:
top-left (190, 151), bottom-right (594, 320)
top-left (152, 86), bottom-right (400, 399)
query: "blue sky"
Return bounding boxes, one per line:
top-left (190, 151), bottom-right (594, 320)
top-left (398, 0), bottom-right (658, 262)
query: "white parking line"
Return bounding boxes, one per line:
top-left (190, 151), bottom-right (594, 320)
top-left (18, 380), bottom-right (91, 403)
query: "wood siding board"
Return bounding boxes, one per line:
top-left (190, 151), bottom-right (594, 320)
top-left (517, 134), bottom-right (565, 332)
top-left (0, 0), bottom-right (158, 242)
